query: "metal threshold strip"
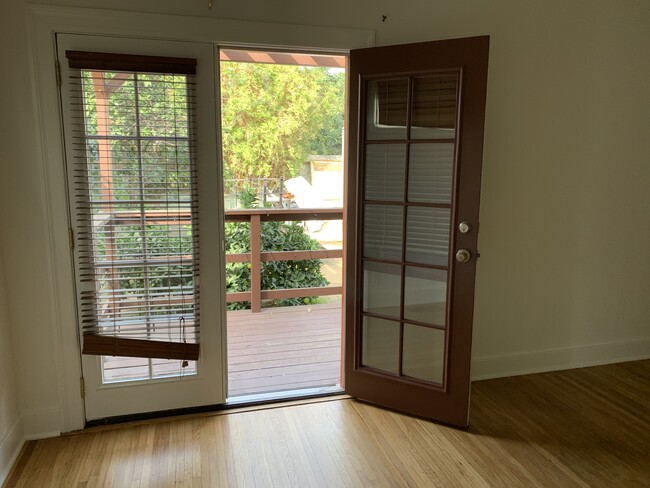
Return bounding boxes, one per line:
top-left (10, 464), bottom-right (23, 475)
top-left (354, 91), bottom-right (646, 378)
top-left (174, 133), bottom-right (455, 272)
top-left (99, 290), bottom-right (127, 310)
top-left (226, 385), bottom-right (344, 408)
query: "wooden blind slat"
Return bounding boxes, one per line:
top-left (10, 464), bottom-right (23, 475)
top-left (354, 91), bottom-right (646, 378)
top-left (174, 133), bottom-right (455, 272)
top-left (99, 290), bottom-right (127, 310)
top-left (66, 51), bottom-right (197, 75)
top-left (82, 335), bottom-right (199, 361)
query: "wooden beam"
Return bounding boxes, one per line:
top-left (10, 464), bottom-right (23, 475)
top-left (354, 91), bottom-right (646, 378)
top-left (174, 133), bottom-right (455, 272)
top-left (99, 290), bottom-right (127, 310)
top-left (225, 208), bottom-right (343, 222)
top-left (250, 214), bottom-right (262, 313)
top-left (225, 249), bottom-right (342, 264)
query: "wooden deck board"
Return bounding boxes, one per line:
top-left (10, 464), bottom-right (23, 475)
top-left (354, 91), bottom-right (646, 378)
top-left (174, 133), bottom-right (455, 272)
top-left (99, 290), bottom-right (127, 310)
top-left (227, 303), bottom-right (342, 397)
top-left (100, 303), bottom-right (343, 396)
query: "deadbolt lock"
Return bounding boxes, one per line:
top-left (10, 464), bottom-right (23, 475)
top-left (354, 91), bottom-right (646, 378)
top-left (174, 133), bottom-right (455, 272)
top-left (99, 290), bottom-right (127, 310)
top-left (459, 221), bottom-right (472, 234)
top-left (456, 249), bottom-right (471, 263)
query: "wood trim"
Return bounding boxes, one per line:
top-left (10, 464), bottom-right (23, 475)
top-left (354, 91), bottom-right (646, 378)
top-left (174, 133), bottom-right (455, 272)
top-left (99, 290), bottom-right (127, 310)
top-left (66, 50), bottom-right (197, 74)
top-left (249, 214), bottom-right (262, 313)
top-left (262, 286), bottom-right (343, 300)
top-left (225, 291), bottom-right (250, 302)
top-left (225, 286), bottom-right (343, 303)
top-left (226, 249), bottom-right (342, 264)
top-left (225, 208), bottom-right (343, 222)
top-left (82, 335), bottom-right (199, 360)
top-left (261, 249), bottom-right (343, 261)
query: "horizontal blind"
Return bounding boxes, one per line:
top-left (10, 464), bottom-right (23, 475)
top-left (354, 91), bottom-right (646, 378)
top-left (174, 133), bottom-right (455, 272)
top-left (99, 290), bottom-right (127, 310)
top-left (363, 204), bottom-right (404, 262)
top-left (66, 51), bottom-right (200, 360)
top-left (362, 73), bottom-right (458, 269)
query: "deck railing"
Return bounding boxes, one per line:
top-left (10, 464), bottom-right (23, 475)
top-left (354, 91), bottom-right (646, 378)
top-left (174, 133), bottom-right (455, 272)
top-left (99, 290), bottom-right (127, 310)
top-left (95, 208), bottom-right (343, 317)
top-left (225, 207), bottom-right (343, 312)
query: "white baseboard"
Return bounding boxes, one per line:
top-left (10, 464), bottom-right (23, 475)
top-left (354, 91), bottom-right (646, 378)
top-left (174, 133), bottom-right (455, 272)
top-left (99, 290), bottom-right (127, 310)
top-left (21, 407), bottom-right (61, 440)
top-left (471, 337), bottom-right (650, 381)
top-left (0, 416), bottom-right (24, 487)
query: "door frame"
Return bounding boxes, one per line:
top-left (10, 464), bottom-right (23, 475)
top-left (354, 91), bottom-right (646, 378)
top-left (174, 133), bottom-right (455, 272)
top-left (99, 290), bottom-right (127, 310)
top-left (56, 33), bottom-right (227, 421)
top-left (29, 4), bottom-right (373, 432)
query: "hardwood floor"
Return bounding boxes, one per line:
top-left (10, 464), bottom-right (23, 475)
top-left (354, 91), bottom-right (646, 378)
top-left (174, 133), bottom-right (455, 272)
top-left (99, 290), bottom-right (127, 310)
top-left (5, 360), bottom-right (649, 487)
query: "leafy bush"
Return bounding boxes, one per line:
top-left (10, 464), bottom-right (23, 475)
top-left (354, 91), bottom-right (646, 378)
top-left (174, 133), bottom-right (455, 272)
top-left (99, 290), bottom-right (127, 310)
top-left (225, 186), bottom-right (329, 310)
top-left (225, 220), bottom-right (329, 310)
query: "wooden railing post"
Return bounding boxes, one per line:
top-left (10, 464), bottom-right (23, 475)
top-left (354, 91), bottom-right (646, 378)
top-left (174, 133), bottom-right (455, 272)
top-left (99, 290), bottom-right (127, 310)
top-left (250, 214), bottom-right (262, 313)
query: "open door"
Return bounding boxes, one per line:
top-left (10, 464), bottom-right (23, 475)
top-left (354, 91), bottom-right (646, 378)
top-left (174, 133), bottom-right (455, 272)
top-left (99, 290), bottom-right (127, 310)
top-left (344, 36), bottom-right (489, 427)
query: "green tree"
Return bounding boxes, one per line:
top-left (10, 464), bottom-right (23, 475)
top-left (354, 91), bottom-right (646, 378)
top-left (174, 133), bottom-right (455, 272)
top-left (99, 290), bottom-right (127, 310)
top-left (220, 62), bottom-right (344, 180)
top-left (308, 69), bottom-right (345, 155)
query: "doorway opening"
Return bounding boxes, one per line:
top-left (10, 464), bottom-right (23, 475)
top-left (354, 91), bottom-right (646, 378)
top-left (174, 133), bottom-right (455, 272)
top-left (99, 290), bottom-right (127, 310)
top-left (219, 48), bottom-right (347, 402)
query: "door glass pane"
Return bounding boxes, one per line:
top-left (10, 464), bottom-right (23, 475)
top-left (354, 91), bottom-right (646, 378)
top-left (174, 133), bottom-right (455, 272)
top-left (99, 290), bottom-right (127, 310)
top-left (363, 204), bottom-right (404, 261)
top-left (411, 75), bottom-right (457, 140)
top-left (403, 325), bottom-right (445, 384)
top-left (152, 359), bottom-right (197, 379)
top-left (362, 316), bottom-right (399, 373)
top-left (408, 143), bottom-right (454, 204)
top-left (363, 261), bottom-right (401, 318)
top-left (405, 207), bottom-right (450, 265)
top-left (365, 144), bottom-right (405, 201)
top-left (366, 79), bottom-right (408, 140)
top-left (404, 267), bottom-right (447, 326)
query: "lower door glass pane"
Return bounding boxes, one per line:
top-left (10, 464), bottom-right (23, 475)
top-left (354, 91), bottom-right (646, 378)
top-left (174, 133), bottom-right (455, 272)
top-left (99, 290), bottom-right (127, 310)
top-left (402, 325), bottom-right (445, 384)
top-left (404, 267), bottom-right (447, 326)
top-left (362, 316), bottom-right (400, 373)
top-left (363, 261), bottom-right (401, 318)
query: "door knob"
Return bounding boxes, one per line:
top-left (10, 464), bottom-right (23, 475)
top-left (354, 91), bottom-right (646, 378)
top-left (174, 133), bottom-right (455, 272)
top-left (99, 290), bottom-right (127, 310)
top-left (456, 249), bottom-right (471, 263)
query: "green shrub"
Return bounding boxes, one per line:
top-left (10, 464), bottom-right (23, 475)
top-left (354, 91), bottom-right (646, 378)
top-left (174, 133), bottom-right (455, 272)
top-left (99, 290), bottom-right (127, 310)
top-left (225, 219), bottom-right (329, 310)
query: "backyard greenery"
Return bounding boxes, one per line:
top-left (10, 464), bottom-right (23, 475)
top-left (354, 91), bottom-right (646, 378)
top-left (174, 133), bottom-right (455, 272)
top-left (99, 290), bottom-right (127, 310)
top-left (220, 62), bottom-right (345, 180)
top-left (225, 188), bottom-right (329, 310)
top-left (83, 61), bottom-right (340, 311)
top-left (219, 61), bottom-right (342, 309)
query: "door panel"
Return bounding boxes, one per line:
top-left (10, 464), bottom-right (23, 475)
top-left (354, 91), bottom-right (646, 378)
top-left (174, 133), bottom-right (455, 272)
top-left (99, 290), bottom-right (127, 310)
top-left (58, 34), bottom-right (225, 421)
top-left (344, 36), bottom-right (489, 427)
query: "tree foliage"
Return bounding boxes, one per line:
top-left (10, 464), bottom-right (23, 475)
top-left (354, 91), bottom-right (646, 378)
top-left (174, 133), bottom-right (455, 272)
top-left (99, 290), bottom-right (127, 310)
top-left (220, 62), bottom-right (345, 180)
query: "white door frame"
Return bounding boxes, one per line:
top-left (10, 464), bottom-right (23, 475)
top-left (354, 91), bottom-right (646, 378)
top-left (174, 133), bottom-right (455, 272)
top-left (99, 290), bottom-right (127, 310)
top-left (28, 4), bottom-right (374, 432)
top-left (57, 32), bottom-right (225, 421)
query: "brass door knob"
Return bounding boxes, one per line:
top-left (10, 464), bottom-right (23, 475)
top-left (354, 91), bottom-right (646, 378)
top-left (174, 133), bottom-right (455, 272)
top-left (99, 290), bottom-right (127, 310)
top-left (456, 249), bottom-right (471, 263)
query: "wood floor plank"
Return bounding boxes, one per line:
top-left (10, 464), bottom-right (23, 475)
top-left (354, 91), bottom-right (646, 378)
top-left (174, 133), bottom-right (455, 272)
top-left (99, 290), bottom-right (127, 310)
top-left (7, 360), bottom-right (649, 487)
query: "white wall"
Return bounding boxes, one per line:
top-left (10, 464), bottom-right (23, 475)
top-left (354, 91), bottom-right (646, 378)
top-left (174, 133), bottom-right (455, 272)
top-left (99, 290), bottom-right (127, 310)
top-left (0, 254), bottom-right (23, 483)
top-left (0, 0), bottom-right (648, 440)
top-left (0, 0), bottom-right (64, 440)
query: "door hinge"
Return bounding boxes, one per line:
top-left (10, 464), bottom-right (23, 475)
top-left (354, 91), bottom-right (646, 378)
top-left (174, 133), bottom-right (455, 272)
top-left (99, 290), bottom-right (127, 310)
top-left (55, 60), bottom-right (61, 87)
top-left (80, 377), bottom-right (85, 398)
top-left (68, 227), bottom-right (75, 250)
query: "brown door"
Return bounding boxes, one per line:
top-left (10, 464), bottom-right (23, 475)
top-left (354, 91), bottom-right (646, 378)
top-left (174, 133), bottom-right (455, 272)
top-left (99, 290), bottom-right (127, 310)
top-left (344, 36), bottom-right (489, 427)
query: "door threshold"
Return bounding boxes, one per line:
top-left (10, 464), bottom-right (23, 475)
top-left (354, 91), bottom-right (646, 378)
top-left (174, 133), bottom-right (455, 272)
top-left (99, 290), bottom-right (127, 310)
top-left (226, 385), bottom-right (344, 407)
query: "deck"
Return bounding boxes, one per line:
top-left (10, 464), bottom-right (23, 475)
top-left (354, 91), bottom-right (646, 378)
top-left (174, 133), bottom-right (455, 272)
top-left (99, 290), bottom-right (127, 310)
top-left (227, 302), bottom-right (342, 398)
top-left (101, 302), bottom-right (343, 398)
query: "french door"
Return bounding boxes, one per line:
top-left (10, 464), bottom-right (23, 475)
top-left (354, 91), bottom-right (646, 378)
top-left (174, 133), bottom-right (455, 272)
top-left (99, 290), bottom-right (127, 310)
top-left (57, 34), bottom-right (225, 421)
top-left (58, 32), bottom-right (487, 425)
top-left (344, 37), bottom-right (489, 427)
